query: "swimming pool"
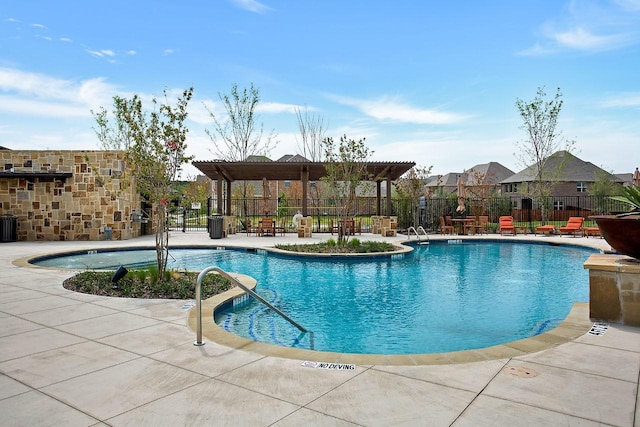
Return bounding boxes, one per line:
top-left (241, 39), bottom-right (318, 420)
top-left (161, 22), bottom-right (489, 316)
top-left (32, 241), bottom-right (597, 355)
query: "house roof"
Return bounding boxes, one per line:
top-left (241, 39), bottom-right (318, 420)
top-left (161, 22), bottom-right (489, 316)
top-left (276, 154), bottom-right (310, 163)
top-left (425, 172), bottom-right (464, 187)
top-left (192, 159), bottom-right (415, 182)
top-left (500, 151), bottom-right (623, 184)
top-left (464, 162), bottom-right (514, 185)
top-left (615, 173), bottom-right (632, 186)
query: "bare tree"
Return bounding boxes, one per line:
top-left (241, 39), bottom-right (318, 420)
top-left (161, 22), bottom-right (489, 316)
top-left (515, 86), bottom-right (575, 222)
top-left (295, 106), bottom-right (328, 228)
top-left (205, 83), bottom-right (277, 161)
top-left (204, 83), bottom-right (277, 218)
top-left (295, 106), bottom-right (327, 161)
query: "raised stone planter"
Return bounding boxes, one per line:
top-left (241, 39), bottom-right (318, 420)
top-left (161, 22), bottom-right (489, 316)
top-left (584, 254), bottom-right (640, 326)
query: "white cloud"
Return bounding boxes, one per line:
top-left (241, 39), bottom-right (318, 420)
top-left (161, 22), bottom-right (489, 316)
top-left (230, 0), bottom-right (272, 13)
top-left (614, 0), bottom-right (640, 11)
top-left (522, 0), bottom-right (640, 55)
top-left (0, 67), bottom-right (118, 117)
top-left (601, 92), bottom-right (640, 108)
top-left (329, 95), bottom-right (468, 125)
top-left (552, 26), bottom-right (633, 50)
top-left (257, 102), bottom-right (302, 114)
top-left (517, 43), bottom-right (555, 56)
top-left (86, 49), bottom-right (116, 58)
top-left (31, 23), bottom-right (47, 29)
top-left (188, 100), bottom-right (217, 125)
top-left (163, 49), bottom-right (174, 55)
top-left (0, 95), bottom-right (90, 117)
top-left (60, 37), bottom-right (72, 42)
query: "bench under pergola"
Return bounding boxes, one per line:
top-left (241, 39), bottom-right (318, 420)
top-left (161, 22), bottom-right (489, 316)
top-left (192, 160), bottom-right (415, 217)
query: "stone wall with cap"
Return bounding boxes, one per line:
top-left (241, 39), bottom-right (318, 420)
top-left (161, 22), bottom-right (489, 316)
top-left (0, 149), bottom-right (142, 241)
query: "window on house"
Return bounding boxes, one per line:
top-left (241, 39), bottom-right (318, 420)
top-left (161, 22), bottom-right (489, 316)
top-left (553, 200), bottom-right (564, 210)
top-left (576, 182), bottom-right (587, 193)
top-left (504, 183), bottom-right (518, 193)
top-left (284, 180), bottom-right (290, 188)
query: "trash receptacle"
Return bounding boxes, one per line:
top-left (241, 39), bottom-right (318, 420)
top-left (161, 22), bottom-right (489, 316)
top-left (208, 215), bottom-right (224, 239)
top-left (0, 215), bottom-right (17, 242)
top-left (104, 226), bottom-right (113, 241)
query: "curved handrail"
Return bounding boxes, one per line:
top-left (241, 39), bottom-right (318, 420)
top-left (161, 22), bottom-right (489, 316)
top-left (407, 226), bottom-right (429, 244)
top-left (194, 266), bottom-right (309, 346)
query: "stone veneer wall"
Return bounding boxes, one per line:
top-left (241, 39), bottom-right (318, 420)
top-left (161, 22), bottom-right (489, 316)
top-left (0, 150), bottom-right (141, 241)
top-left (585, 254), bottom-right (640, 327)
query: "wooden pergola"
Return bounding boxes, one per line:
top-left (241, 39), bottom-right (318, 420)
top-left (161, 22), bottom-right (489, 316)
top-left (192, 160), bottom-right (415, 216)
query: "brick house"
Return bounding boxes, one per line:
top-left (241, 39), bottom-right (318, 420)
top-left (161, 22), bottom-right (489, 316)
top-left (500, 150), bottom-right (624, 211)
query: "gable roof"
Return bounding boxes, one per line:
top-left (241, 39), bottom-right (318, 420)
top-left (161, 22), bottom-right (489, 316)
top-left (276, 154), bottom-right (310, 163)
top-left (464, 162), bottom-right (514, 185)
top-left (425, 172), bottom-right (464, 188)
top-left (500, 151), bottom-right (623, 184)
top-left (244, 155), bottom-right (272, 162)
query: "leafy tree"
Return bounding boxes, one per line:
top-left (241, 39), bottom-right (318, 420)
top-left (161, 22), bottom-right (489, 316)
top-left (465, 169), bottom-right (499, 215)
top-left (93, 88), bottom-right (194, 281)
top-left (590, 169), bottom-right (624, 214)
top-left (590, 169), bottom-right (623, 197)
top-left (515, 86), bottom-right (575, 222)
top-left (321, 135), bottom-right (373, 242)
top-left (205, 83), bottom-right (277, 217)
top-left (182, 179), bottom-right (210, 211)
top-left (393, 165), bottom-right (432, 226)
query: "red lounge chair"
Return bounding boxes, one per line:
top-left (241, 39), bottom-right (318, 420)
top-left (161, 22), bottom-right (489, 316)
top-left (535, 225), bottom-right (556, 236)
top-left (499, 216), bottom-right (515, 235)
top-left (584, 226), bottom-right (601, 238)
top-left (559, 217), bottom-right (584, 237)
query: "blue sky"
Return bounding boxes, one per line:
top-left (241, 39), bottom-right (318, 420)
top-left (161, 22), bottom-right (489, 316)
top-left (1, 0), bottom-right (639, 178)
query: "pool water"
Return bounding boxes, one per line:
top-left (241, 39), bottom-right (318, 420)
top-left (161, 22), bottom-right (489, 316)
top-left (33, 241), bottom-right (596, 354)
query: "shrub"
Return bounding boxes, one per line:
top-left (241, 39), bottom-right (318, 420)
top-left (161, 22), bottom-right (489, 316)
top-left (347, 238), bottom-right (361, 249)
top-left (63, 269), bottom-right (232, 299)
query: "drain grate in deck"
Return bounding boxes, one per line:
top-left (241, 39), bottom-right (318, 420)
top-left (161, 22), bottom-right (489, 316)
top-left (503, 366), bottom-right (538, 378)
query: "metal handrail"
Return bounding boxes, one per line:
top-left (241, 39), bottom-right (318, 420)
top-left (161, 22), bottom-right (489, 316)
top-left (407, 226), bottom-right (429, 244)
top-left (194, 266), bottom-right (309, 346)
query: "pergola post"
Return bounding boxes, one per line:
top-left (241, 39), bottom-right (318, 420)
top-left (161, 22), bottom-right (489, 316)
top-left (376, 181), bottom-right (382, 215)
top-left (301, 167), bottom-right (309, 216)
top-left (225, 179), bottom-right (232, 216)
top-left (216, 178), bottom-right (223, 215)
top-left (386, 177), bottom-right (392, 216)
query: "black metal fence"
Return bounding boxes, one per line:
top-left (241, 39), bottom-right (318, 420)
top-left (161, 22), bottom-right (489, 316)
top-left (168, 195), bottom-right (630, 233)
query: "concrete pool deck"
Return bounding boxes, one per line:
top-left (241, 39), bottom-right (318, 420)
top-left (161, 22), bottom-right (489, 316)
top-left (0, 231), bottom-right (638, 426)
